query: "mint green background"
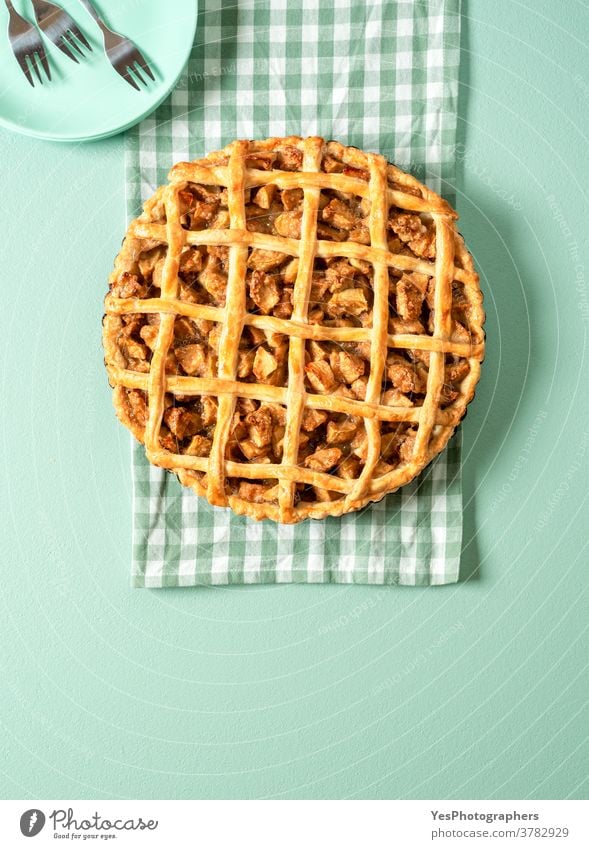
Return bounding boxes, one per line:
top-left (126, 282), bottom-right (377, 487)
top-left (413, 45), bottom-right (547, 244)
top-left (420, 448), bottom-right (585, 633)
top-left (1, 0), bottom-right (587, 799)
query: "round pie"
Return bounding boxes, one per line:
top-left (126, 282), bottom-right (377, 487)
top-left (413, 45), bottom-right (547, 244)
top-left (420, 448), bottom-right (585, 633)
top-left (103, 136), bottom-right (484, 523)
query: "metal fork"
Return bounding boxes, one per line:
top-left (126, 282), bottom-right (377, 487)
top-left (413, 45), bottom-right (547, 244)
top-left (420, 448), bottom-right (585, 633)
top-left (5, 0), bottom-right (51, 86)
top-left (30, 0), bottom-right (91, 63)
top-left (78, 0), bottom-right (154, 91)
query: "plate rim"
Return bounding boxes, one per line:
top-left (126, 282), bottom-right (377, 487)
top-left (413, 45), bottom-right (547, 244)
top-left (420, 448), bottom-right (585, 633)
top-left (0, 0), bottom-right (198, 142)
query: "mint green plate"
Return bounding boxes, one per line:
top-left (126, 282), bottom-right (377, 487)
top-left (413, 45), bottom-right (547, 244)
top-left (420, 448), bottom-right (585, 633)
top-left (0, 0), bottom-right (197, 141)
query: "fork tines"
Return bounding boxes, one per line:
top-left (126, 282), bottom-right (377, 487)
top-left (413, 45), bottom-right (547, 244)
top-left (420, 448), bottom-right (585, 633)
top-left (26, 48), bottom-right (52, 84)
top-left (47, 22), bottom-right (91, 63)
top-left (5, 0), bottom-right (52, 86)
top-left (31, 0), bottom-right (92, 64)
top-left (121, 51), bottom-right (156, 90)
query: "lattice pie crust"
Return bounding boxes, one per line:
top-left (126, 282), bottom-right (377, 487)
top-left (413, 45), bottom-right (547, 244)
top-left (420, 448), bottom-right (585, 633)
top-left (103, 137), bottom-right (484, 523)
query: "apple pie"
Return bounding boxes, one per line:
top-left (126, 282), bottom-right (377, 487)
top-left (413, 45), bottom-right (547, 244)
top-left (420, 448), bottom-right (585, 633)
top-left (103, 136), bottom-right (484, 522)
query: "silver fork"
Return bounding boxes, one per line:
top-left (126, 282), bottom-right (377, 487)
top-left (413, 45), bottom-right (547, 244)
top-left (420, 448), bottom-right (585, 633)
top-left (5, 0), bottom-right (51, 86)
top-left (78, 0), bottom-right (154, 91)
top-left (30, 0), bottom-right (91, 63)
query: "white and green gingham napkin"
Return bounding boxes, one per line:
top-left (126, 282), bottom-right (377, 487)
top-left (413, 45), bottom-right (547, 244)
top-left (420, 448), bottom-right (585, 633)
top-left (126, 0), bottom-right (463, 587)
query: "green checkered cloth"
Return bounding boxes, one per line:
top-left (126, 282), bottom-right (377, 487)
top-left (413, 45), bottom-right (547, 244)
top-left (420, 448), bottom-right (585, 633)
top-left (126, 0), bottom-right (463, 587)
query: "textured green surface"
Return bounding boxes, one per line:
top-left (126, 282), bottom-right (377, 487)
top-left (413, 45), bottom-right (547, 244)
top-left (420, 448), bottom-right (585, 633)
top-left (1, 0), bottom-right (588, 799)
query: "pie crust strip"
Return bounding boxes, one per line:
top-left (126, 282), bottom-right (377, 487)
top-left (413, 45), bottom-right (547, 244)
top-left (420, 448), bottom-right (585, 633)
top-left (170, 160), bottom-right (450, 216)
top-left (144, 185), bottom-right (185, 463)
top-left (105, 295), bottom-right (483, 357)
top-left (205, 140), bottom-right (249, 507)
top-left (278, 136), bottom-right (323, 521)
top-left (346, 153), bottom-right (390, 507)
top-left (105, 366), bottom-right (465, 428)
top-left (413, 216), bottom-right (455, 461)
top-left (130, 222), bottom-right (475, 288)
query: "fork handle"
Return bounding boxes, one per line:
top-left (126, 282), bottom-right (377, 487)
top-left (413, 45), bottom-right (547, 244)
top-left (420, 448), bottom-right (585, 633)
top-left (31, 0), bottom-right (61, 15)
top-left (77, 0), bottom-right (102, 24)
top-left (77, 0), bottom-right (112, 44)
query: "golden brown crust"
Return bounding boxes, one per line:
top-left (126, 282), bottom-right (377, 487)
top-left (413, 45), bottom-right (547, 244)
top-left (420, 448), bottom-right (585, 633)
top-left (103, 136), bottom-right (485, 523)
